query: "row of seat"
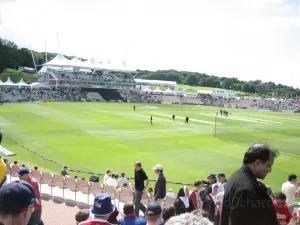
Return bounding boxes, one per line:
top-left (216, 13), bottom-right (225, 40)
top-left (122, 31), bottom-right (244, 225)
top-left (6, 165), bottom-right (176, 210)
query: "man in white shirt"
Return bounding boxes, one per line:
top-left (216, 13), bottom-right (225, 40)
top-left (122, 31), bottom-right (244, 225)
top-left (282, 174), bottom-right (299, 212)
top-left (106, 174), bottom-right (117, 187)
top-left (117, 172), bottom-right (130, 188)
top-left (166, 189), bottom-right (175, 198)
top-left (103, 170), bottom-right (111, 184)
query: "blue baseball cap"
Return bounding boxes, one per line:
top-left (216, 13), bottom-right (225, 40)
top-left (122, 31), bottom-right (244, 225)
top-left (207, 173), bottom-right (217, 180)
top-left (0, 180), bottom-right (39, 215)
top-left (91, 194), bottom-right (115, 216)
top-left (146, 203), bottom-right (162, 216)
top-left (18, 167), bottom-right (30, 177)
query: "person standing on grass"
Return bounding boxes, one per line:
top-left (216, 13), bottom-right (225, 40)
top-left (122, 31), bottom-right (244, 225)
top-left (150, 116), bottom-right (153, 125)
top-left (133, 161), bottom-right (150, 217)
top-left (220, 143), bottom-right (279, 225)
top-left (273, 192), bottom-right (292, 225)
top-left (18, 168), bottom-right (42, 225)
top-left (282, 174), bottom-right (299, 212)
top-left (152, 164), bottom-right (166, 205)
top-left (134, 105), bottom-right (136, 111)
top-left (172, 114), bottom-right (175, 122)
top-left (185, 116), bottom-right (189, 124)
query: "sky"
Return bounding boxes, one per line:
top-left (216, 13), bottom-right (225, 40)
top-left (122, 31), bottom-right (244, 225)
top-left (0, 0), bottom-right (300, 88)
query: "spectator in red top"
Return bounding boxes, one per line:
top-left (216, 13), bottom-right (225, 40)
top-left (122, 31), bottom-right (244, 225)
top-left (274, 192), bottom-right (292, 225)
top-left (189, 181), bottom-right (202, 210)
top-left (18, 168), bottom-right (42, 225)
top-left (79, 194), bottom-right (115, 225)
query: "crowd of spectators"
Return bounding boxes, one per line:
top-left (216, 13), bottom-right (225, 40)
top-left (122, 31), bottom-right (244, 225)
top-left (1, 144), bottom-right (300, 225)
top-left (0, 87), bottom-right (88, 102)
top-left (250, 99), bottom-right (300, 112)
top-left (1, 86), bottom-right (300, 112)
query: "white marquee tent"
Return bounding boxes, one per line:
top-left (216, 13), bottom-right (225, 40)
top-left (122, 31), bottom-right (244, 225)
top-left (164, 88), bottom-right (174, 94)
top-left (16, 78), bottom-right (29, 86)
top-left (4, 77), bottom-right (18, 86)
top-left (29, 82), bottom-right (50, 89)
top-left (43, 54), bottom-right (72, 67)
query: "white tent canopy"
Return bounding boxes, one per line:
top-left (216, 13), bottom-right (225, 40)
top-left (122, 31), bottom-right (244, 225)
top-left (16, 78), bottom-right (29, 86)
top-left (153, 87), bottom-right (162, 93)
top-left (164, 88), bottom-right (174, 94)
top-left (142, 86), bottom-right (152, 92)
top-left (4, 77), bottom-right (18, 86)
top-left (29, 82), bottom-right (50, 89)
top-left (134, 79), bottom-right (177, 86)
top-left (0, 79), bottom-right (4, 85)
top-left (43, 54), bottom-right (71, 67)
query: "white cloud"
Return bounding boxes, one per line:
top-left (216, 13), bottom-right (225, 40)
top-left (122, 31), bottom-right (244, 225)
top-left (1, 0), bottom-right (300, 87)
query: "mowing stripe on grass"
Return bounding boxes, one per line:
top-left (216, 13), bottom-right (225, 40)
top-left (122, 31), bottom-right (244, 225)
top-left (244, 113), bottom-right (300, 122)
top-left (196, 113), bottom-right (269, 124)
top-left (153, 113), bottom-right (218, 125)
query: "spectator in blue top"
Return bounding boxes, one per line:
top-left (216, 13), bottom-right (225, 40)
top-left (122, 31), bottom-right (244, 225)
top-left (120, 203), bottom-right (146, 225)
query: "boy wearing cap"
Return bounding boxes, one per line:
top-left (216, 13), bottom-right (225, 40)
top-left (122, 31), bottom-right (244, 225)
top-left (0, 180), bottom-right (39, 225)
top-left (145, 203), bottom-right (162, 225)
top-left (18, 168), bottom-right (42, 225)
top-left (79, 194), bottom-right (115, 225)
top-left (217, 173), bottom-right (227, 193)
top-left (152, 164), bottom-right (166, 205)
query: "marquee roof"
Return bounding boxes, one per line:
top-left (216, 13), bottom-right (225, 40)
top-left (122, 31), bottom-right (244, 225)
top-left (134, 79), bottom-right (177, 86)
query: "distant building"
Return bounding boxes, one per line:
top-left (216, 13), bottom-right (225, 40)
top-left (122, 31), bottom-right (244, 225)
top-left (212, 90), bottom-right (235, 99)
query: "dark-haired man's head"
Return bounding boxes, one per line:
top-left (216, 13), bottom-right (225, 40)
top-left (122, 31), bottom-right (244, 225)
top-left (276, 192), bottom-right (287, 208)
top-left (34, 166), bottom-right (38, 170)
top-left (75, 209), bottom-right (90, 224)
top-left (121, 172), bottom-right (125, 177)
top-left (162, 206), bottom-right (176, 223)
top-left (134, 161), bottom-right (142, 171)
top-left (217, 173), bottom-right (226, 183)
top-left (115, 175), bottom-right (119, 180)
top-left (146, 203), bottom-right (161, 225)
top-left (13, 161), bottom-right (18, 165)
top-left (243, 143), bottom-right (278, 180)
top-left (123, 202), bottom-right (134, 215)
top-left (112, 174), bottom-right (115, 179)
top-left (194, 181), bottom-right (202, 191)
top-left (63, 166), bottom-right (68, 170)
top-left (107, 170), bottom-right (111, 176)
top-left (288, 174), bottom-right (297, 184)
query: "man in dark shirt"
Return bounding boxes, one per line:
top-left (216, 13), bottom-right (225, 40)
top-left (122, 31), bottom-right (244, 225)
top-left (220, 143), bottom-right (279, 225)
top-left (185, 116), bottom-right (189, 124)
top-left (61, 166), bottom-right (68, 176)
top-left (133, 161), bottom-right (150, 217)
top-left (152, 164), bottom-right (166, 206)
top-left (172, 114), bottom-right (175, 122)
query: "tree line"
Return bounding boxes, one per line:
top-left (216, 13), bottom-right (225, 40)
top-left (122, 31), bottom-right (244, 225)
top-left (1, 37), bottom-right (299, 97)
top-left (136, 71), bottom-right (300, 97)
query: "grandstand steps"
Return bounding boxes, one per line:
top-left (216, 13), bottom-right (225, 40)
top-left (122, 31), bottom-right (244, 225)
top-left (84, 88), bottom-right (123, 101)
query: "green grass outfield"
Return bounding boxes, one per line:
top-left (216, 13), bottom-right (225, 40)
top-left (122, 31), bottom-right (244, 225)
top-left (1, 102), bottom-right (300, 192)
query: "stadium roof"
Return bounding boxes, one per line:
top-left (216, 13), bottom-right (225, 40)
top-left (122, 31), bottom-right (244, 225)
top-left (134, 79), bottom-right (177, 86)
top-left (42, 54), bottom-right (136, 73)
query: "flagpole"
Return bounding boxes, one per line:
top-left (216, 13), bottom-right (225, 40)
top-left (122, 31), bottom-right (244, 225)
top-left (30, 45), bottom-right (38, 74)
top-left (56, 33), bottom-right (61, 54)
top-left (45, 40), bottom-right (48, 63)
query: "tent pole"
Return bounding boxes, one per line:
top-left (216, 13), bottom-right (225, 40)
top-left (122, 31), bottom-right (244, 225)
top-left (30, 45), bottom-right (38, 74)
